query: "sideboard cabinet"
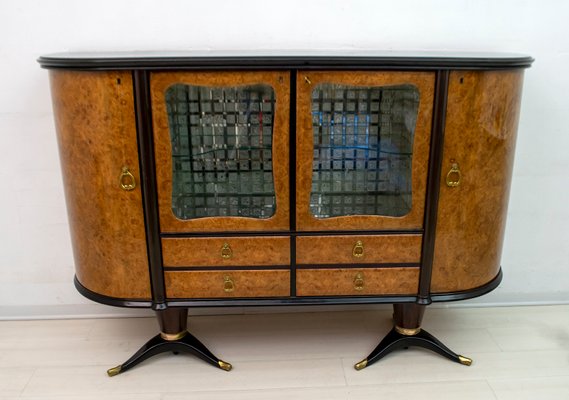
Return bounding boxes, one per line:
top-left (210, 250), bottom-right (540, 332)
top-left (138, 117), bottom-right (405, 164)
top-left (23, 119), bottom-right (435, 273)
top-left (39, 51), bottom-right (533, 376)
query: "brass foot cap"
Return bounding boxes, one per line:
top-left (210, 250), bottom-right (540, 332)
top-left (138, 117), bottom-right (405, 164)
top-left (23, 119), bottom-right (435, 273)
top-left (218, 360), bottom-right (232, 371)
top-left (458, 355), bottom-right (473, 366)
top-left (354, 359), bottom-right (368, 371)
top-left (107, 365), bottom-right (122, 377)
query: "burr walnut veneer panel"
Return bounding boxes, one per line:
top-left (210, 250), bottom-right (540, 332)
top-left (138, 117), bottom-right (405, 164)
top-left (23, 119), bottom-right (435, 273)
top-left (165, 270), bottom-right (290, 298)
top-left (431, 70), bottom-right (524, 293)
top-left (296, 267), bottom-right (419, 296)
top-left (49, 71), bottom-right (151, 299)
top-left (162, 236), bottom-right (290, 267)
top-left (296, 235), bottom-right (422, 265)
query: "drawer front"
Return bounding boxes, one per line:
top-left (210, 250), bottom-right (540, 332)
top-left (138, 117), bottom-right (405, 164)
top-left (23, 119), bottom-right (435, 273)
top-left (296, 235), bottom-right (422, 265)
top-left (162, 237), bottom-right (290, 267)
top-left (165, 270), bottom-right (290, 298)
top-left (296, 267), bottom-right (419, 296)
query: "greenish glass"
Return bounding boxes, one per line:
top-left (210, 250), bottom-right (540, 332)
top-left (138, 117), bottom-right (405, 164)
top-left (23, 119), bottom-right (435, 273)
top-left (310, 84), bottom-right (419, 218)
top-left (165, 84), bottom-right (276, 219)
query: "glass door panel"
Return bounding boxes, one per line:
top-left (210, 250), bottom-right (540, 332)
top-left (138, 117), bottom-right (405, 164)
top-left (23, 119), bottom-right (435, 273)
top-left (166, 83), bottom-right (276, 220)
top-left (152, 72), bottom-right (290, 232)
top-left (296, 71), bottom-right (434, 231)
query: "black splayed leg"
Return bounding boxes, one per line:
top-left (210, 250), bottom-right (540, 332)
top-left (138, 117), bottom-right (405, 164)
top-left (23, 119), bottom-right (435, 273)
top-left (354, 304), bottom-right (472, 370)
top-left (107, 308), bottom-right (231, 376)
top-left (354, 327), bottom-right (472, 370)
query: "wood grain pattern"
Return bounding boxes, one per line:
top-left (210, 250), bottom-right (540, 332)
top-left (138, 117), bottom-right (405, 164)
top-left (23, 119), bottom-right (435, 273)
top-left (295, 71), bottom-right (435, 231)
top-left (431, 70), bottom-right (524, 293)
top-left (165, 270), bottom-right (290, 298)
top-left (296, 235), bottom-right (422, 265)
top-left (151, 71), bottom-right (290, 232)
top-left (162, 236), bottom-right (290, 267)
top-left (49, 71), bottom-right (151, 299)
top-left (296, 267), bottom-right (419, 296)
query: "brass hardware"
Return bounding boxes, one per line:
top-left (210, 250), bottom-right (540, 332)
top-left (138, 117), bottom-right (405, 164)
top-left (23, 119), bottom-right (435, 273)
top-left (354, 359), bottom-right (368, 371)
top-left (119, 166), bottom-right (136, 191)
top-left (160, 331), bottom-right (188, 341)
top-left (107, 365), bottom-right (122, 377)
top-left (458, 355), bottom-right (473, 366)
top-left (445, 161), bottom-right (462, 187)
top-left (394, 325), bottom-right (422, 336)
top-left (223, 275), bottom-right (235, 293)
top-left (221, 243), bottom-right (233, 259)
top-left (218, 360), bottom-right (233, 371)
top-left (352, 240), bottom-right (365, 258)
top-left (304, 76), bottom-right (312, 84)
top-left (353, 272), bottom-right (365, 291)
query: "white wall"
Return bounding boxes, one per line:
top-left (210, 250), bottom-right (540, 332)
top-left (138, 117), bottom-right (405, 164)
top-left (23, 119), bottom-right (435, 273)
top-left (0, 0), bottom-right (568, 319)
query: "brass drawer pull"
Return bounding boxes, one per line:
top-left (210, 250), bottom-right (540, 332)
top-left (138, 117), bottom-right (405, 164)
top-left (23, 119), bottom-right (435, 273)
top-left (221, 243), bottom-right (233, 259)
top-left (223, 275), bottom-right (235, 293)
top-left (354, 272), bottom-right (365, 291)
top-left (119, 166), bottom-right (136, 191)
top-left (446, 161), bottom-right (462, 187)
top-left (352, 240), bottom-right (364, 258)
top-left (304, 76), bottom-right (312, 84)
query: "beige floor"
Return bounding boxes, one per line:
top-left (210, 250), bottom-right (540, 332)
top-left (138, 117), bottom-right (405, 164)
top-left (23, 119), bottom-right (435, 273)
top-left (1, 305), bottom-right (569, 399)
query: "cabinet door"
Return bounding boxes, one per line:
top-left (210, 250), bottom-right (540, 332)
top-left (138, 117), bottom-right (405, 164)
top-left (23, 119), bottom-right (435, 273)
top-left (151, 72), bottom-right (290, 232)
top-left (50, 71), bottom-right (151, 299)
top-left (431, 70), bottom-right (524, 293)
top-left (296, 71), bottom-right (434, 231)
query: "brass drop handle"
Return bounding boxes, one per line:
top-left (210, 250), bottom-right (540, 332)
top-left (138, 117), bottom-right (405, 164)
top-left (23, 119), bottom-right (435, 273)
top-left (221, 243), bottom-right (233, 259)
top-left (446, 161), bottom-right (462, 188)
top-left (352, 241), bottom-right (364, 258)
top-left (304, 76), bottom-right (312, 84)
top-left (119, 166), bottom-right (136, 191)
top-left (223, 275), bottom-right (235, 293)
top-left (354, 272), bottom-right (365, 291)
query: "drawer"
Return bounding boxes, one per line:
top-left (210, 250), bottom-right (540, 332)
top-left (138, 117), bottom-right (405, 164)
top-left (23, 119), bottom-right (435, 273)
top-left (165, 270), bottom-right (290, 298)
top-left (162, 237), bottom-right (290, 267)
top-left (296, 267), bottom-right (419, 296)
top-left (295, 235), bottom-right (422, 265)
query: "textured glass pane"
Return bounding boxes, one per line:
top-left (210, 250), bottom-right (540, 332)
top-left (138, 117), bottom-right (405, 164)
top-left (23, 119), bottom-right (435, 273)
top-left (310, 84), bottom-right (419, 218)
top-left (166, 84), bottom-right (276, 220)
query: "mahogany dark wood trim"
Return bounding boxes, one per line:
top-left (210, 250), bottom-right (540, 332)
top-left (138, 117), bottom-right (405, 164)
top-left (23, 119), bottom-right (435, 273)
top-left (393, 303), bottom-right (425, 328)
top-left (160, 229), bottom-right (423, 238)
top-left (417, 70), bottom-right (450, 305)
top-left (74, 276), bottom-right (153, 308)
top-left (162, 263), bottom-right (420, 271)
top-left (166, 296), bottom-right (418, 307)
top-left (289, 71), bottom-right (298, 297)
top-left (133, 70), bottom-right (167, 310)
top-left (430, 269), bottom-right (503, 302)
top-left (157, 308), bottom-right (188, 333)
top-left (296, 263), bottom-right (420, 269)
top-left (38, 52), bottom-right (534, 71)
top-left (163, 265), bottom-right (291, 271)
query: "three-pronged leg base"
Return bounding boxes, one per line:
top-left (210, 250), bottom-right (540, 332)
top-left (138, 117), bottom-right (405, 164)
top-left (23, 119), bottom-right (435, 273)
top-left (107, 308), bottom-right (231, 377)
top-left (354, 304), bottom-right (472, 370)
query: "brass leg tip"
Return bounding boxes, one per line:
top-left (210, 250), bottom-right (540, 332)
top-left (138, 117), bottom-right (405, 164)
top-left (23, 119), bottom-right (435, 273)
top-left (107, 365), bottom-right (122, 377)
top-left (218, 360), bottom-right (232, 371)
top-left (354, 359), bottom-right (368, 371)
top-left (458, 355), bottom-right (473, 366)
